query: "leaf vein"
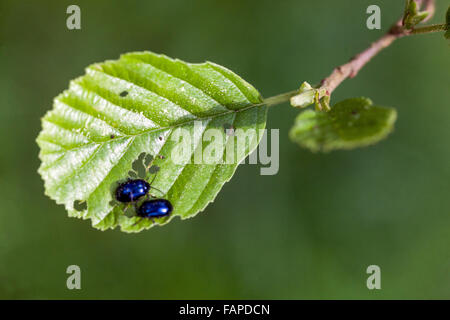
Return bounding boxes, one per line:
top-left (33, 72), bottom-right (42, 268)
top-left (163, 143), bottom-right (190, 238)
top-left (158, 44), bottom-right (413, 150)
top-left (184, 113), bottom-right (238, 215)
top-left (57, 99), bottom-right (127, 136)
top-left (93, 67), bottom-right (199, 119)
top-left (74, 82), bottom-right (159, 128)
top-left (125, 56), bottom-right (234, 112)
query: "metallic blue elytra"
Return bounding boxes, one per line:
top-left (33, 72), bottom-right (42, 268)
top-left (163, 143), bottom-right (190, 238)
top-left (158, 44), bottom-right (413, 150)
top-left (115, 179), bottom-right (150, 203)
top-left (138, 199), bottom-right (173, 218)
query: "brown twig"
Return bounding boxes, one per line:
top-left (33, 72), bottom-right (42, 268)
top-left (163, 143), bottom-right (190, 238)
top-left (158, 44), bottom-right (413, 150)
top-left (320, 0), bottom-right (437, 96)
top-left (266, 0), bottom-right (446, 109)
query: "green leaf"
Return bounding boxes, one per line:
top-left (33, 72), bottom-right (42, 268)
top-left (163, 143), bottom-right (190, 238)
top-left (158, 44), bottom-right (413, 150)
top-left (37, 51), bottom-right (266, 233)
top-left (403, 0), bottom-right (428, 29)
top-left (289, 97), bottom-right (397, 152)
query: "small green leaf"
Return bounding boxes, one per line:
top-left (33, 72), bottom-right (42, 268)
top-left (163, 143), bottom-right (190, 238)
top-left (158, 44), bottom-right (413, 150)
top-left (290, 81), bottom-right (327, 109)
top-left (403, 0), bottom-right (428, 29)
top-left (410, 11), bottom-right (428, 27)
top-left (37, 51), bottom-right (266, 232)
top-left (289, 97), bottom-right (397, 152)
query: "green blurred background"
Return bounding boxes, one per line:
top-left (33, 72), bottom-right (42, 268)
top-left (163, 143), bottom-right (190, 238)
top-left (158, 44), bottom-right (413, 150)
top-left (1, 0), bottom-right (449, 299)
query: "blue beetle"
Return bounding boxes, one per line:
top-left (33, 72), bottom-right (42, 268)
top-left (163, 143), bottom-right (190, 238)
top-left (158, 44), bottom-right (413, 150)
top-left (138, 199), bottom-right (173, 219)
top-left (115, 179), bottom-right (151, 203)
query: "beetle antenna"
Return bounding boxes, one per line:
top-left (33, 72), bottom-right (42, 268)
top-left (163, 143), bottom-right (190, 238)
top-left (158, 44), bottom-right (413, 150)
top-left (147, 169), bottom-right (165, 196)
top-left (148, 169), bottom-right (158, 184)
top-left (150, 186), bottom-right (165, 196)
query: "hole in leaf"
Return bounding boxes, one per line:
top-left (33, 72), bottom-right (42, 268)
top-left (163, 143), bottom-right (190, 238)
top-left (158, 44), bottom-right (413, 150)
top-left (123, 205), bottom-right (136, 217)
top-left (132, 153), bottom-right (147, 178)
top-left (223, 123), bottom-right (235, 136)
top-left (149, 165), bottom-right (160, 174)
top-left (74, 200), bottom-right (87, 211)
top-left (144, 153), bottom-right (154, 168)
top-left (128, 170), bottom-right (138, 179)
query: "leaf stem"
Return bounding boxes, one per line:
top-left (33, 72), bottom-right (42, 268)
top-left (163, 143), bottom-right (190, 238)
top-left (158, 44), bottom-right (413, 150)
top-left (263, 90), bottom-right (299, 106)
top-left (409, 23), bottom-right (448, 34)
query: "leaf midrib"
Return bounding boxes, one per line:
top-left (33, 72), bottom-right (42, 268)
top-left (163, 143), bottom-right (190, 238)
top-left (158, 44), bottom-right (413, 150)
top-left (43, 99), bottom-right (266, 154)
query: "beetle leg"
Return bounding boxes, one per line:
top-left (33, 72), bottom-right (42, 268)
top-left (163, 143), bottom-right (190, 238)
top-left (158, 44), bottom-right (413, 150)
top-left (131, 217), bottom-right (142, 227)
